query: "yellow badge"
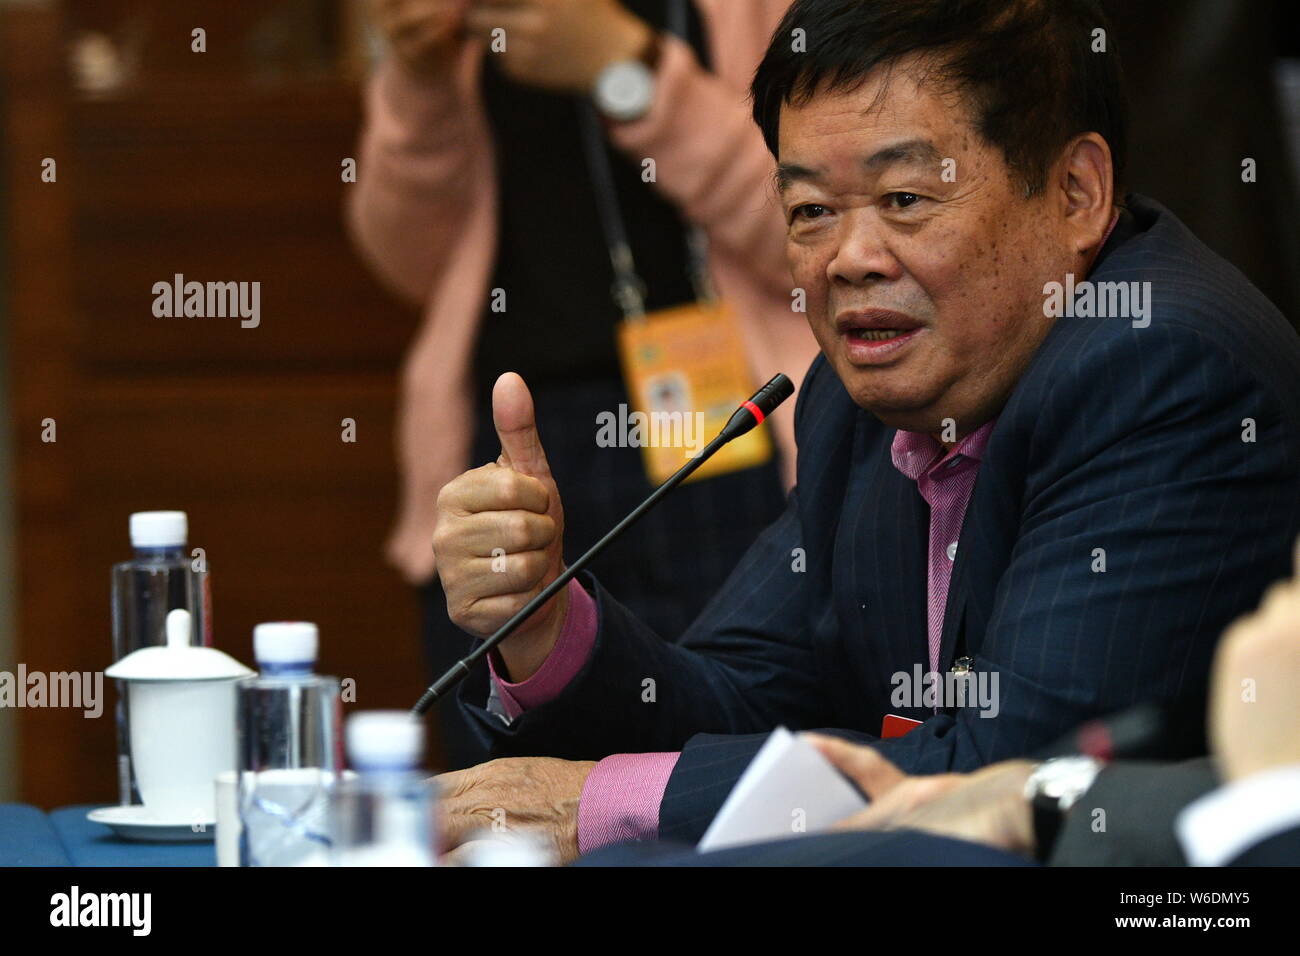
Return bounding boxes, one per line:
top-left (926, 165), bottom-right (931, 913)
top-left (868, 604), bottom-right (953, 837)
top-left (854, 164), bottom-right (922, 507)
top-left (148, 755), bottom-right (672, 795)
top-left (616, 300), bottom-right (773, 486)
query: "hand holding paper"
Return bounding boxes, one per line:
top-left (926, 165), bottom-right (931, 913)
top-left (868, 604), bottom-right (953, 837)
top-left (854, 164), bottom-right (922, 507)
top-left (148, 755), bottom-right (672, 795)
top-left (698, 727), bottom-right (869, 852)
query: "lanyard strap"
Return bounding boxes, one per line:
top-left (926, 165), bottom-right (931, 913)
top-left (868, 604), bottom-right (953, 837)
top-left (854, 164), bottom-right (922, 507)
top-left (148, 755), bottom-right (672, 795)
top-left (578, 0), bottom-right (713, 320)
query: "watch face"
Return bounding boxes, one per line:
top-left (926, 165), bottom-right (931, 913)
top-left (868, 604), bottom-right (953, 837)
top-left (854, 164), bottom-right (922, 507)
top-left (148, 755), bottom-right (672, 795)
top-left (1034, 757), bottom-right (1102, 807)
top-left (596, 61), bottom-right (654, 121)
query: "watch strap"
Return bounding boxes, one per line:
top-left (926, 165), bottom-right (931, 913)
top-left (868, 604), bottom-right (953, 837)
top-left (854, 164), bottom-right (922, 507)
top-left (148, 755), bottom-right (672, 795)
top-left (1031, 790), bottom-right (1066, 863)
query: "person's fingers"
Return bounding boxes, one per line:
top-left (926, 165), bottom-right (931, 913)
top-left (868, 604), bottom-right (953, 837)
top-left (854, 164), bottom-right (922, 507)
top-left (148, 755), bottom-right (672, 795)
top-left (384, 0), bottom-right (458, 37)
top-left (492, 373), bottom-right (554, 481)
top-left (433, 769), bottom-right (497, 849)
top-left (831, 787), bottom-right (914, 831)
top-left (832, 806), bottom-right (878, 830)
top-left (833, 775), bottom-right (959, 831)
top-left (439, 842), bottom-right (476, 866)
top-left (454, 550), bottom-right (552, 599)
top-left (804, 733), bottom-right (906, 798)
top-left (441, 808), bottom-right (495, 850)
top-left (445, 510), bottom-right (556, 557)
top-left (889, 775), bottom-right (967, 822)
top-left (431, 767), bottom-right (472, 798)
top-left (402, 16), bottom-right (458, 52)
top-left (440, 833), bottom-right (547, 866)
top-left (464, 6), bottom-right (540, 39)
top-left (439, 838), bottom-right (500, 866)
top-left (438, 465), bottom-right (550, 516)
top-left (443, 576), bottom-right (547, 638)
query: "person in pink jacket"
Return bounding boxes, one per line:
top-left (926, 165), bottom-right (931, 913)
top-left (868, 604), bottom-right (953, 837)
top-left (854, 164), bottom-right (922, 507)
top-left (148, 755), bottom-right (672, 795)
top-left (347, 0), bottom-right (816, 766)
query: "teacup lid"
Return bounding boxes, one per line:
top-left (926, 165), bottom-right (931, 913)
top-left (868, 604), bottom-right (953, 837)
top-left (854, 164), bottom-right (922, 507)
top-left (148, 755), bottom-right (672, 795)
top-left (105, 609), bottom-right (254, 682)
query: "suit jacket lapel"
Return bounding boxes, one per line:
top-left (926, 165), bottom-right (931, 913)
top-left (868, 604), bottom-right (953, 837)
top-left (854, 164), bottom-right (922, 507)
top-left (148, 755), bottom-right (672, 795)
top-left (939, 463), bottom-right (997, 672)
top-left (839, 420), bottom-right (932, 717)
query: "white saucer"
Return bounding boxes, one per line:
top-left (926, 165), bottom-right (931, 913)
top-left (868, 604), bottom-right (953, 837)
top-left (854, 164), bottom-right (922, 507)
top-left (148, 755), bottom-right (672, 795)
top-left (87, 805), bottom-right (216, 843)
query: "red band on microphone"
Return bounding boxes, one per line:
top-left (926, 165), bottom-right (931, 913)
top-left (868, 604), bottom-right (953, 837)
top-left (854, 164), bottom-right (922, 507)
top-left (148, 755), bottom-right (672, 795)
top-left (741, 400), bottom-right (765, 425)
top-left (1077, 722), bottom-right (1114, 763)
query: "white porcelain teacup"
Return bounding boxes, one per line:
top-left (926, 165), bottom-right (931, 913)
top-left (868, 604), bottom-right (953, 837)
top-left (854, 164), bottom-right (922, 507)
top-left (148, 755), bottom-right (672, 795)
top-left (128, 678), bottom-right (241, 821)
top-left (106, 607), bottom-right (252, 824)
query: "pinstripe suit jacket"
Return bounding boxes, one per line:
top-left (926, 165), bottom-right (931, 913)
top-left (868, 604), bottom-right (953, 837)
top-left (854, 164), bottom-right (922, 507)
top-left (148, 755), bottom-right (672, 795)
top-left (461, 195), bottom-right (1300, 841)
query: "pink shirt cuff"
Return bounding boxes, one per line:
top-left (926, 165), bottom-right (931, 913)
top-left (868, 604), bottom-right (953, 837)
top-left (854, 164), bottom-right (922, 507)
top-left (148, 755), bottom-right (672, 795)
top-left (578, 752), bottom-right (680, 855)
top-left (488, 578), bottom-right (597, 720)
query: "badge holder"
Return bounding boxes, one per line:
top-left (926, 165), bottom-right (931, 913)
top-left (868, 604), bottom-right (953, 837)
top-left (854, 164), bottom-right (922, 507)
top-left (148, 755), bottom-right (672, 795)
top-left (577, 92), bottom-right (773, 486)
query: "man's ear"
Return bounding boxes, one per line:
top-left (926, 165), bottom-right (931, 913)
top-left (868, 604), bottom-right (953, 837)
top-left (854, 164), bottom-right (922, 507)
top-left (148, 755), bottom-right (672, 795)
top-left (1058, 132), bottom-right (1114, 255)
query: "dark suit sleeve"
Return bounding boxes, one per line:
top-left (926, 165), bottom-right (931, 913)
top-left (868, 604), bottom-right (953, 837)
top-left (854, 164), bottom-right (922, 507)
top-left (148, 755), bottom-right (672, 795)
top-left (869, 320), bottom-right (1300, 774)
top-left (578, 829), bottom-right (1034, 866)
top-left (1228, 828), bottom-right (1300, 866)
top-left (457, 359), bottom-right (838, 760)
top-left (658, 727), bottom-right (876, 842)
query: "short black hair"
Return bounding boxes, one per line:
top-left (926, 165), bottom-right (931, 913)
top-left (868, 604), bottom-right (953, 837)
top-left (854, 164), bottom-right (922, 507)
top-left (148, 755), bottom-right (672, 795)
top-left (751, 0), bottom-right (1128, 197)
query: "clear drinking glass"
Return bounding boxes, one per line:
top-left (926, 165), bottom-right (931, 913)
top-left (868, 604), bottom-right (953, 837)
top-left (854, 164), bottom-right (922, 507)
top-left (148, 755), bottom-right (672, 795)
top-left (237, 672), bottom-right (341, 866)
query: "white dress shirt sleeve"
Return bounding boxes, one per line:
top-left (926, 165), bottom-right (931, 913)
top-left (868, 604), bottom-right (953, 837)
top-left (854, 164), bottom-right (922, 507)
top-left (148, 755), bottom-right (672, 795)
top-left (1176, 763), bottom-right (1300, 866)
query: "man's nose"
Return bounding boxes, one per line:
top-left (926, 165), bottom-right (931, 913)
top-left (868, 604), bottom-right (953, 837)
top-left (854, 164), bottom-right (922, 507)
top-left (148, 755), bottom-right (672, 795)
top-left (827, 210), bottom-right (902, 285)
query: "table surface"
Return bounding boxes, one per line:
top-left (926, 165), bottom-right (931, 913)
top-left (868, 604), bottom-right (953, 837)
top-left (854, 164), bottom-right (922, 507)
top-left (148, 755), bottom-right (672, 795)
top-left (0, 804), bottom-right (215, 867)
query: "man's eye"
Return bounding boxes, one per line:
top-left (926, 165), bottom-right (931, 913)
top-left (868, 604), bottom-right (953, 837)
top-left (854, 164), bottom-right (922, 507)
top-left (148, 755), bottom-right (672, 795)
top-left (887, 192), bottom-right (923, 209)
top-left (791, 203), bottom-right (828, 222)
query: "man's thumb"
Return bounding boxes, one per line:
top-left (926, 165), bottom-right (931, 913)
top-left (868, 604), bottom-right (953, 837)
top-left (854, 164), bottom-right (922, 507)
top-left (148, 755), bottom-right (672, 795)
top-left (492, 372), bottom-right (551, 479)
top-left (804, 733), bottom-right (906, 799)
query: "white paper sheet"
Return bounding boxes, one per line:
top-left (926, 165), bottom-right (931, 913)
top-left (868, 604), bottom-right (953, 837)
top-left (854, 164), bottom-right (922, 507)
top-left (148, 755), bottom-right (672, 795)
top-left (697, 727), bottom-right (868, 852)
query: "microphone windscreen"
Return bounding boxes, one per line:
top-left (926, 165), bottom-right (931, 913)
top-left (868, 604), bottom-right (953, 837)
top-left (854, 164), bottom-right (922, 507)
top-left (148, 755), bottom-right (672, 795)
top-left (752, 373), bottom-right (794, 417)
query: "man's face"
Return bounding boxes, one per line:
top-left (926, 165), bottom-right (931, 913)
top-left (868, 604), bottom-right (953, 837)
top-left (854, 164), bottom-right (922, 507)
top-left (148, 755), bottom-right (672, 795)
top-left (776, 59), bottom-right (1076, 436)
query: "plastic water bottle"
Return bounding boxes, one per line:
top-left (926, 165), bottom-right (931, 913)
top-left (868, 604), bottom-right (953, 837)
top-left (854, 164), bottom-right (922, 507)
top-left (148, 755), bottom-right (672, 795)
top-left (237, 622), bottom-right (341, 867)
top-left (454, 832), bottom-right (554, 867)
top-left (330, 712), bottom-right (437, 867)
top-left (110, 510), bottom-right (210, 805)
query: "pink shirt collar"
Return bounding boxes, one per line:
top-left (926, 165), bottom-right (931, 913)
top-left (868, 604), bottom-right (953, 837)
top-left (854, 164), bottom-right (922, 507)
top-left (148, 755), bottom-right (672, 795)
top-left (891, 417), bottom-right (997, 483)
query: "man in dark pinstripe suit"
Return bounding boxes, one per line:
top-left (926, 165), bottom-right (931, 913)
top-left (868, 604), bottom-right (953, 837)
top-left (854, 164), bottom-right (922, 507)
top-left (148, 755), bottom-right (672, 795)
top-left (429, 0), bottom-right (1300, 863)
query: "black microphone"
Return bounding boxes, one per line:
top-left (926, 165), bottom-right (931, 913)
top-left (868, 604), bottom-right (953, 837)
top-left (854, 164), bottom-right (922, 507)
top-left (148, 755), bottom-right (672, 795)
top-left (1037, 693), bottom-right (1210, 763)
top-left (412, 373), bottom-right (795, 716)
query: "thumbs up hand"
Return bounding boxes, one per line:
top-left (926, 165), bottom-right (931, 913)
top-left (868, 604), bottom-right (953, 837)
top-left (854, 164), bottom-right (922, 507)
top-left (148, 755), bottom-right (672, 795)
top-left (433, 373), bottom-right (569, 681)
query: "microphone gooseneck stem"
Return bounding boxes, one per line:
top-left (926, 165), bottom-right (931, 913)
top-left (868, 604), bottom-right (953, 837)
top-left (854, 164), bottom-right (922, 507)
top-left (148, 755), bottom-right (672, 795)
top-left (412, 373), bottom-right (793, 716)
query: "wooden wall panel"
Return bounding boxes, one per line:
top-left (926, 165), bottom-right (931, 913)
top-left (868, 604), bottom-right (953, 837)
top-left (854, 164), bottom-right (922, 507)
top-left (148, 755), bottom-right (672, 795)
top-left (4, 2), bottom-right (443, 808)
top-left (4, 2), bottom-right (84, 811)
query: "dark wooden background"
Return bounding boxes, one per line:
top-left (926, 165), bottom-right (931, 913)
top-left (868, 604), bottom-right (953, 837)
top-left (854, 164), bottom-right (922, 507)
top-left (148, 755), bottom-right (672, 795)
top-left (2, 1), bottom-right (435, 808)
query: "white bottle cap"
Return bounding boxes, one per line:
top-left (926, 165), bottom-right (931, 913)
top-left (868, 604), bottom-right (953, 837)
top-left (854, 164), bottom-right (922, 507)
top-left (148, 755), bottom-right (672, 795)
top-left (456, 833), bottom-right (553, 867)
top-left (129, 511), bottom-right (188, 548)
top-left (346, 711), bottom-right (424, 768)
top-left (252, 621), bottom-right (319, 666)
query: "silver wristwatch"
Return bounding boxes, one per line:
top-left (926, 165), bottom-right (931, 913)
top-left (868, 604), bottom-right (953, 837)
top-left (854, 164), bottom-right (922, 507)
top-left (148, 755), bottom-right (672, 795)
top-left (1024, 756), bottom-right (1104, 861)
top-left (1025, 755), bottom-right (1104, 810)
top-left (592, 59), bottom-right (656, 122)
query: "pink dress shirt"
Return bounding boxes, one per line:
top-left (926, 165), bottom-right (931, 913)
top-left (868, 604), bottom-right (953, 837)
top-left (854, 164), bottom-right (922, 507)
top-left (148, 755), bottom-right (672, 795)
top-left (890, 423), bottom-right (996, 675)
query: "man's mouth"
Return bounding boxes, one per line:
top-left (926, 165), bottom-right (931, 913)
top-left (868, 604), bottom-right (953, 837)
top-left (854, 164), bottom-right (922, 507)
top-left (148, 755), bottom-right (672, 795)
top-left (848, 328), bottom-right (910, 342)
top-left (834, 309), bottom-right (924, 363)
top-left (835, 308), bottom-right (921, 335)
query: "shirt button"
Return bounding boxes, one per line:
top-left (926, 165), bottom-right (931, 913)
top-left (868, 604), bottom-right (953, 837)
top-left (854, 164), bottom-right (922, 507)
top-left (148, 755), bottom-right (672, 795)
top-left (946, 541), bottom-right (958, 561)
